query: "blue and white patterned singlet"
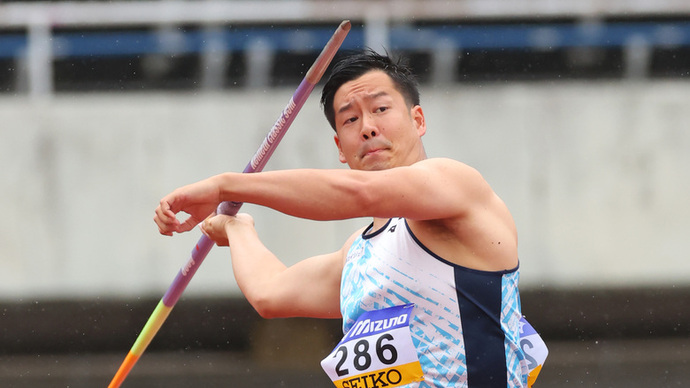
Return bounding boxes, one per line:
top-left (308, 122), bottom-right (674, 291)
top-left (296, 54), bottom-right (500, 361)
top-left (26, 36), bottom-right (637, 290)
top-left (340, 218), bottom-right (529, 387)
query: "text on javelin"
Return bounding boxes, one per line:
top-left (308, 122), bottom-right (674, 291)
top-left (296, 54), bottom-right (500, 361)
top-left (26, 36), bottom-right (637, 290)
top-left (250, 97), bottom-right (297, 170)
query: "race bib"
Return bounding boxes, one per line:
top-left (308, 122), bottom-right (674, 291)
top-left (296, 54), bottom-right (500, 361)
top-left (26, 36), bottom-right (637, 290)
top-left (321, 304), bottom-right (424, 388)
top-left (519, 317), bottom-right (548, 387)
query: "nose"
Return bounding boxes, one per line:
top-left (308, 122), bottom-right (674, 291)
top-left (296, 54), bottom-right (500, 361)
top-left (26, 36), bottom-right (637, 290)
top-left (361, 115), bottom-right (378, 140)
top-left (362, 130), bottom-right (377, 140)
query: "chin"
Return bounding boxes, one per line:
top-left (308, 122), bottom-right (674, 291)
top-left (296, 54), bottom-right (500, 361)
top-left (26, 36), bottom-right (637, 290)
top-left (361, 161), bottom-right (392, 171)
top-left (350, 154), bottom-right (394, 171)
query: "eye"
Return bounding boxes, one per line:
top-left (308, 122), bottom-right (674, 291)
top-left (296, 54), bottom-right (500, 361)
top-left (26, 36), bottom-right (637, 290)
top-left (344, 116), bottom-right (358, 125)
top-left (375, 106), bottom-right (388, 113)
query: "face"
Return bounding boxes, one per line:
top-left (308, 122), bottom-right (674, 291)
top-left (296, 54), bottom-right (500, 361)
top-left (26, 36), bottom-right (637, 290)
top-left (332, 70), bottom-right (426, 171)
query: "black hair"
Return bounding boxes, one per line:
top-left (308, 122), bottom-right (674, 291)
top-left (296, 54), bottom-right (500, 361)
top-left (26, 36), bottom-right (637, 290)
top-left (320, 49), bottom-right (420, 131)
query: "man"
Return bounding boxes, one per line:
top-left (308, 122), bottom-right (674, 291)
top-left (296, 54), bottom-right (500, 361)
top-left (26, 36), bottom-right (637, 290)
top-left (154, 51), bottom-right (530, 387)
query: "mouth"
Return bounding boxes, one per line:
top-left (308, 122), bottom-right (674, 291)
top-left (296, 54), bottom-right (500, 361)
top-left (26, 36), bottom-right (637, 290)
top-left (363, 148), bottom-right (384, 157)
top-left (359, 140), bottom-right (391, 159)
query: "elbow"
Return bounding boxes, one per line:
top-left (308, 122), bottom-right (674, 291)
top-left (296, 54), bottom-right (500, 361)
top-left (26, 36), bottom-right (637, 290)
top-left (247, 291), bottom-right (289, 319)
top-left (253, 300), bottom-right (279, 319)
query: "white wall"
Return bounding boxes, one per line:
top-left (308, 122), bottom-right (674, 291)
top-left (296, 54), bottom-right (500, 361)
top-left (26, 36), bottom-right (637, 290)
top-left (1, 81), bottom-right (688, 299)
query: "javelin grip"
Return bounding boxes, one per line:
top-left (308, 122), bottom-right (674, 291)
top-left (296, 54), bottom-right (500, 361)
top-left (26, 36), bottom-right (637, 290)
top-left (108, 20), bottom-right (350, 388)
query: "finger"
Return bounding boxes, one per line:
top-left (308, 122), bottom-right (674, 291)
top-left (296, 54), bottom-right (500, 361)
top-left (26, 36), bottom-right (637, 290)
top-left (154, 212), bottom-right (174, 235)
top-left (199, 221), bottom-right (210, 237)
top-left (216, 236), bottom-right (229, 247)
top-left (155, 221), bottom-right (175, 236)
top-left (178, 215), bottom-right (201, 234)
top-left (200, 217), bottom-right (211, 236)
top-left (154, 200), bottom-right (181, 235)
top-left (201, 216), bottom-right (230, 246)
top-left (158, 199), bottom-right (179, 224)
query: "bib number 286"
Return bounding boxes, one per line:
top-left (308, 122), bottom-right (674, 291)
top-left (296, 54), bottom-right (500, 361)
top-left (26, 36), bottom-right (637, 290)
top-left (321, 304), bottom-right (423, 388)
top-left (335, 333), bottom-right (398, 376)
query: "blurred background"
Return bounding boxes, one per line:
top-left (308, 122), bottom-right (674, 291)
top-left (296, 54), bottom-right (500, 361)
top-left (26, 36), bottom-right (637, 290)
top-left (1, 0), bottom-right (689, 386)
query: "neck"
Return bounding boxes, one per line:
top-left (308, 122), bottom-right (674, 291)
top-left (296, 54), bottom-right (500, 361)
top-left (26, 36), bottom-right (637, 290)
top-left (372, 217), bottom-right (390, 231)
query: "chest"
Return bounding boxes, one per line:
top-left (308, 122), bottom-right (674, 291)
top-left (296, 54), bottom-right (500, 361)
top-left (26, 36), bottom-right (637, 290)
top-left (340, 222), bottom-right (460, 331)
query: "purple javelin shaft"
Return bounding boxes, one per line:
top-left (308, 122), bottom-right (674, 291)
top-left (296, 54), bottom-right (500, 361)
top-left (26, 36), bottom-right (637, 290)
top-left (161, 79), bottom-right (315, 306)
top-left (109, 21), bottom-right (350, 388)
top-left (161, 20), bottom-right (351, 308)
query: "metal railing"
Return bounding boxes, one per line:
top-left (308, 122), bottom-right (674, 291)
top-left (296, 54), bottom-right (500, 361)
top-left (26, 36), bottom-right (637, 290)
top-left (2, 0), bottom-right (690, 98)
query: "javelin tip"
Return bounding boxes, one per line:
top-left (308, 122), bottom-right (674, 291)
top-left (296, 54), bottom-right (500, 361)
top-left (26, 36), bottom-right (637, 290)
top-left (340, 20), bottom-right (351, 31)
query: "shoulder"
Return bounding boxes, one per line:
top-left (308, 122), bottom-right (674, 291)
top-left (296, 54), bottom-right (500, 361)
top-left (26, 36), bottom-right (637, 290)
top-left (339, 226), bottom-right (367, 264)
top-left (410, 157), bottom-right (483, 179)
top-left (413, 157), bottom-right (479, 173)
top-left (411, 158), bottom-right (492, 196)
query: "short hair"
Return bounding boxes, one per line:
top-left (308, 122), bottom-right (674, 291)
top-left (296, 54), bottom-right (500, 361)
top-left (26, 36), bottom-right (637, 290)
top-left (320, 50), bottom-right (420, 131)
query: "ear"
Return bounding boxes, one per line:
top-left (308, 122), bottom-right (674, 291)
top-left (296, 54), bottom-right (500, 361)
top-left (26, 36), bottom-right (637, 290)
top-left (411, 105), bottom-right (427, 137)
top-left (334, 134), bottom-right (348, 164)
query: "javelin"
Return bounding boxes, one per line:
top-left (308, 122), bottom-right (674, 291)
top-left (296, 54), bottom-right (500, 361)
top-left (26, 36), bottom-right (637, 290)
top-left (108, 20), bottom-right (351, 388)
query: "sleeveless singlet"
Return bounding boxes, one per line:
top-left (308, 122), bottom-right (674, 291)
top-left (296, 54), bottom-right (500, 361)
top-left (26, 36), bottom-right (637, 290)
top-left (340, 217), bottom-right (529, 387)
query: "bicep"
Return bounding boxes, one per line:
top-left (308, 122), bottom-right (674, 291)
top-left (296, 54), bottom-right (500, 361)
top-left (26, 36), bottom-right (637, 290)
top-left (364, 158), bottom-right (491, 221)
top-left (272, 229), bottom-right (362, 319)
top-left (269, 249), bottom-right (344, 319)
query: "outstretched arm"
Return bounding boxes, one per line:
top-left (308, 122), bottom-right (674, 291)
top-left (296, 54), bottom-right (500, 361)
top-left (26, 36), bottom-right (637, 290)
top-left (154, 157), bottom-right (487, 235)
top-left (215, 157), bottom-right (487, 221)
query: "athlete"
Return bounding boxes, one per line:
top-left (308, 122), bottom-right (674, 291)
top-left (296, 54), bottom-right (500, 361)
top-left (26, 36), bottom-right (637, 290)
top-left (154, 51), bottom-right (532, 387)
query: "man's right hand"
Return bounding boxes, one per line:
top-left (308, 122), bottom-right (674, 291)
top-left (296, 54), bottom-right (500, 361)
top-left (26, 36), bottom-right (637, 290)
top-left (153, 176), bottom-right (223, 236)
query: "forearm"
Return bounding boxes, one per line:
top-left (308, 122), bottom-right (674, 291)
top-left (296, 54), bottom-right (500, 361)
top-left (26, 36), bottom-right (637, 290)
top-left (215, 169), bottom-right (371, 221)
top-left (225, 222), bottom-right (288, 317)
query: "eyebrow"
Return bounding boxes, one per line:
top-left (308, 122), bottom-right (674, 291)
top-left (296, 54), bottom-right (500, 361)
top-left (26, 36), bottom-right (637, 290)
top-left (337, 91), bottom-right (390, 114)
